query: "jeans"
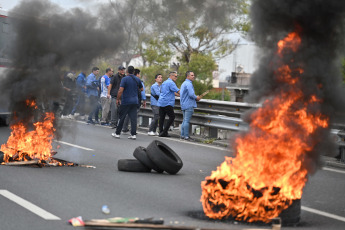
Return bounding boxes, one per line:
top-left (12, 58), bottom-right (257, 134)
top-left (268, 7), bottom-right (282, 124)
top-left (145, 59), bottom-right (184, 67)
top-left (87, 95), bottom-right (99, 121)
top-left (149, 105), bottom-right (160, 132)
top-left (181, 108), bottom-right (194, 138)
top-left (115, 104), bottom-right (138, 136)
top-left (100, 97), bottom-right (111, 123)
top-left (71, 91), bottom-right (85, 115)
top-left (159, 106), bottom-right (175, 135)
top-left (122, 107), bottom-right (140, 132)
top-left (110, 97), bottom-right (118, 125)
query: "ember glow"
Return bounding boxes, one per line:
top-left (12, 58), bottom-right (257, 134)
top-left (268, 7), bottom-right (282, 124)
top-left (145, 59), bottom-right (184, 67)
top-left (1, 100), bottom-right (56, 163)
top-left (200, 31), bottom-right (329, 222)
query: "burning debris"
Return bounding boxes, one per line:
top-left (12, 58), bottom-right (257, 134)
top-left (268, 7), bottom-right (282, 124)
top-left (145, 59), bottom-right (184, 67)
top-left (201, 0), bottom-right (345, 224)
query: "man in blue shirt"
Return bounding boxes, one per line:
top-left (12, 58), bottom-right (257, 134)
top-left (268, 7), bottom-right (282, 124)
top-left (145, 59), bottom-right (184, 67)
top-left (112, 66), bottom-right (143, 140)
top-left (180, 71), bottom-right (201, 141)
top-left (121, 68), bottom-right (146, 133)
top-left (85, 67), bottom-right (100, 124)
top-left (71, 71), bottom-right (86, 119)
top-left (100, 68), bottom-right (113, 125)
top-left (157, 71), bottom-right (180, 137)
top-left (148, 74), bottom-right (162, 136)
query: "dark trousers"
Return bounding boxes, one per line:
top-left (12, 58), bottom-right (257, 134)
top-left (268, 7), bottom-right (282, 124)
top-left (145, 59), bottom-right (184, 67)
top-left (115, 104), bottom-right (138, 136)
top-left (159, 105), bottom-right (175, 135)
top-left (87, 95), bottom-right (99, 121)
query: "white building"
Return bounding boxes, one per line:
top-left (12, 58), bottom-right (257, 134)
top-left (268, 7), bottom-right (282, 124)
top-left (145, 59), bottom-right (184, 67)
top-left (218, 35), bottom-right (259, 81)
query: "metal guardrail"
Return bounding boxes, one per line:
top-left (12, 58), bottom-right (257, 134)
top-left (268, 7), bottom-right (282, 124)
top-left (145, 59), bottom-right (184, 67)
top-left (139, 94), bottom-right (345, 162)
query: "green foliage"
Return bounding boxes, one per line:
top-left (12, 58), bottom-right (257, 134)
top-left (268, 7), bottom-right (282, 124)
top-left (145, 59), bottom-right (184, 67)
top-left (144, 38), bottom-right (173, 66)
top-left (176, 53), bottom-right (216, 94)
top-left (203, 89), bottom-right (231, 101)
top-left (141, 65), bottom-right (170, 93)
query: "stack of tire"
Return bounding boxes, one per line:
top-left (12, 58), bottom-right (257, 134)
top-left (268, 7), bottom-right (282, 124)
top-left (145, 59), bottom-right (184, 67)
top-left (117, 140), bottom-right (183, 175)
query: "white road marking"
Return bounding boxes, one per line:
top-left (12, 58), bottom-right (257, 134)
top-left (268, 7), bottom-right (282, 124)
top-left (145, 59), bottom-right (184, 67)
top-left (55, 140), bottom-right (94, 151)
top-left (0, 190), bottom-right (60, 220)
top-left (322, 167), bottom-right (345, 174)
top-left (302, 206), bottom-right (345, 222)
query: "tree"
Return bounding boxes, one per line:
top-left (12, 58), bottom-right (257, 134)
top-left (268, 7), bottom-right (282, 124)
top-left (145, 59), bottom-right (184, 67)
top-left (158, 0), bottom-right (250, 64)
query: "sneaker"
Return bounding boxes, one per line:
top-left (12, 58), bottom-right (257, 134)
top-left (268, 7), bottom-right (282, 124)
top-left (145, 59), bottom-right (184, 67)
top-left (74, 113), bottom-right (80, 116)
top-left (148, 131), bottom-right (155, 136)
top-left (180, 136), bottom-right (185, 140)
top-left (87, 120), bottom-right (95, 125)
top-left (155, 132), bottom-right (159, 136)
top-left (61, 115), bottom-right (68, 119)
top-left (94, 120), bottom-right (100, 124)
top-left (101, 122), bottom-right (109, 126)
top-left (79, 115), bottom-right (85, 120)
top-left (67, 114), bottom-right (75, 119)
top-left (111, 133), bottom-right (120, 138)
top-left (159, 132), bottom-right (170, 137)
top-left (128, 135), bottom-right (136, 140)
top-left (185, 137), bottom-right (195, 142)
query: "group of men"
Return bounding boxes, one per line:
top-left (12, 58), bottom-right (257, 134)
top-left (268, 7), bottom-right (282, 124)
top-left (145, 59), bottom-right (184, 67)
top-left (62, 65), bottom-right (204, 141)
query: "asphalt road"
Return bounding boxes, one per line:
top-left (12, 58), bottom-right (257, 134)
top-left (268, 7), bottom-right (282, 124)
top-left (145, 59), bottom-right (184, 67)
top-left (0, 120), bottom-right (344, 230)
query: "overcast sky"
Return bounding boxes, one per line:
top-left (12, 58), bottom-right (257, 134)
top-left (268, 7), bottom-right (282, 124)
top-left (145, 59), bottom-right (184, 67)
top-left (0, 0), bottom-right (108, 11)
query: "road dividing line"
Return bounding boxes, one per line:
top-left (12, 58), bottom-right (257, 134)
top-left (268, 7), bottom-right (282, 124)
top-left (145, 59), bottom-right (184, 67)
top-left (322, 167), bottom-right (345, 174)
top-left (302, 206), bottom-right (345, 222)
top-left (0, 190), bottom-right (60, 220)
top-left (55, 140), bottom-right (94, 151)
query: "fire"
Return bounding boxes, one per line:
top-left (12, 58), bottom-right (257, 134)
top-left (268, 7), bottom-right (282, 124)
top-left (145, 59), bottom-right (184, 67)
top-left (201, 31), bottom-right (329, 222)
top-left (1, 100), bottom-right (56, 163)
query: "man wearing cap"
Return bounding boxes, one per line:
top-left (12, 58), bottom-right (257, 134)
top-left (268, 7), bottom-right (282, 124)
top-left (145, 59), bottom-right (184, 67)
top-left (108, 65), bottom-right (126, 129)
top-left (112, 66), bottom-right (143, 140)
top-left (157, 71), bottom-right (180, 137)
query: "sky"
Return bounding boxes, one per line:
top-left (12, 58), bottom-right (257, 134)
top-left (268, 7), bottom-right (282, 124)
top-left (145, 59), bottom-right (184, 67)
top-left (0, 0), bottom-right (108, 11)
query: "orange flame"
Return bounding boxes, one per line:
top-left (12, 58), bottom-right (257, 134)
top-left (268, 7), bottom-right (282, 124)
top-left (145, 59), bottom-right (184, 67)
top-left (201, 32), bottom-right (329, 222)
top-left (1, 101), bottom-right (56, 163)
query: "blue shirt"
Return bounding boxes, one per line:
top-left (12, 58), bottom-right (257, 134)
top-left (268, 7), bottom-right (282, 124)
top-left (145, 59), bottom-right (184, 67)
top-left (100, 75), bottom-right (110, 98)
top-left (86, 73), bottom-right (99, 97)
top-left (157, 78), bottom-right (179, 107)
top-left (180, 79), bottom-right (197, 110)
top-left (120, 74), bottom-right (143, 105)
top-left (76, 72), bottom-right (86, 92)
top-left (141, 81), bottom-right (146, 101)
top-left (150, 82), bottom-right (161, 106)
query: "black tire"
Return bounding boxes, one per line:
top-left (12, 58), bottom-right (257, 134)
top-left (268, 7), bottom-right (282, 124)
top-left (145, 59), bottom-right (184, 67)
top-left (117, 159), bottom-right (151, 172)
top-left (133, 146), bottom-right (164, 173)
top-left (0, 151), bottom-right (4, 163)
top-left (279, 199), bottom-right (301, 226)
top-left (146, 140), bottom-right (183, 174)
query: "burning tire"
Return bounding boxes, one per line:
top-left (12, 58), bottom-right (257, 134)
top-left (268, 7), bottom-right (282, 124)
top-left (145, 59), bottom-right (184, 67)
top-left (279, 199), bottom-right (301, 226)
top-left (0, 151), bottom-right (4, 163)
top-left (133, 146), bottom-right (164, 173)
top-left (117, 159), bottom-right (151, 172)
top-left (146, 140), bottom-right (183, 175)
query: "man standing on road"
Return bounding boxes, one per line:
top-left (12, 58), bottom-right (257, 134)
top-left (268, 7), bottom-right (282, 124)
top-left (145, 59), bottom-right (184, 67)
top-left (111, 66), bottom-right (143, 140)
top-left (180, 71), bottom-right (201, 141)
top-left (85, 67), bottom-right (100, 124)
top-left (157, 71), bottom-right (180, 137)
top-left (70, 71), bottom-right (87, 120)
top-left (121, 68), bottom-right (146, 133)
top-left (100, 68), bottom-right (113, 125)
top-left (108, 65), bottom-right (126, 129)
top-left (148, 74), bottom-right (163, 136)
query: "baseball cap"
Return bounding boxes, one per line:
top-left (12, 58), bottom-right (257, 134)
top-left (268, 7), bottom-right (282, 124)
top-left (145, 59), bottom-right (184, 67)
top-left (118, 65), bottom-right (126, 70)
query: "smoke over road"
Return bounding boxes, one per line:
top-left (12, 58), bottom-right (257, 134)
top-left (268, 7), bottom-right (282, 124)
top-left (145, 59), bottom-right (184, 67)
top-left (0, 0), bottom-right (123, 126)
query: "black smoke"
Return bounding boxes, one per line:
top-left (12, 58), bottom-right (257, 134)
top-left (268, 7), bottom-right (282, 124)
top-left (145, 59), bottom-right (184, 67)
top-left (0, 0), bottom-right (123, 129)
top-left (247, 0), bottom-right (345, 171)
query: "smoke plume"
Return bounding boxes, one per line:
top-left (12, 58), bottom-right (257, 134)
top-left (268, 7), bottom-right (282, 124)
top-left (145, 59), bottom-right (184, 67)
top-left (0, 0), bottom-right (123, 132)
top-left (247, 0), bottom-right (345, 167)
